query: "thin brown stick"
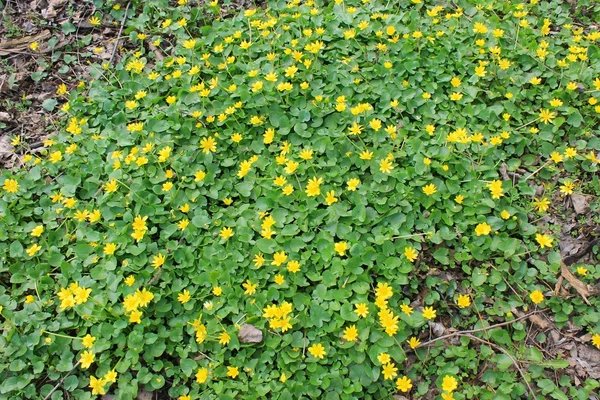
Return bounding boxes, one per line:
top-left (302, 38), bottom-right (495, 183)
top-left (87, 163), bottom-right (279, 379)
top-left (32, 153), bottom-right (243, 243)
top-left (417, 309), bottom-right (547, 348)
top-left (464, 334), bottom-right (537, 400)
top-left (42, 360), bottom-right (81, 400)
top-left (109, 1), bottom-right (131, 66)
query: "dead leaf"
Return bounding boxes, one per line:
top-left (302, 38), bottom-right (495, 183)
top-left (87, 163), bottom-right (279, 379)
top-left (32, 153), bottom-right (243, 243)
top-left (0, 112), bottom-right (12, 122)
top-left (561, 262), bottom-right (594, 305)
top-left (0, 30), bottom-right (51, 55)
top-left (42, 0), bottom-right (69, 19)
top-left (238, 324), bottom-right (263, 343)
top-left (0, 136), bottom-right (13, 158)
top-left (571, 193), bottom-right (590, 214)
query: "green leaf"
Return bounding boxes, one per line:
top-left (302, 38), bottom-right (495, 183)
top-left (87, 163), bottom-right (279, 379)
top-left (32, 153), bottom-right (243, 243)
top-left (9, 241), bottom-right (23, 258)
top-left (494, 354), bottom-right (514, 371)
top-left (42, 98), bottom-right (58, 112)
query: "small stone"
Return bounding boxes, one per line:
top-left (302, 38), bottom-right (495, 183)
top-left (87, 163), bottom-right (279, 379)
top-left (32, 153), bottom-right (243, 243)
top-left (238, 324), bottom-right (263, 343)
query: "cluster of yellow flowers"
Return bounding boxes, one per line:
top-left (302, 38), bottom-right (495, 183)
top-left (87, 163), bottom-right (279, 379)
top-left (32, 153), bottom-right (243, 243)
top-left (190, 316), bottom-right (208, 344)
top-left (130, 214), bottom-right (148, 242)
top-left (262, 301), bottom-right (294, 332)
top-left (57, 282), bottom-right (92, 310)
top-left (374, 283), bottom-right (400, 336)
top-left (65, 117), bottom-right (85, 135)
top-left (122, 288), bottom-right (154, 323)
top-left (259, 213), bottom-right (276, 239)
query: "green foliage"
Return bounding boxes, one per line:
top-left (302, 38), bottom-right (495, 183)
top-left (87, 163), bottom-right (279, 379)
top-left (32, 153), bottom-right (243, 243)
top-left (1, 0), bottom-right (600, 399)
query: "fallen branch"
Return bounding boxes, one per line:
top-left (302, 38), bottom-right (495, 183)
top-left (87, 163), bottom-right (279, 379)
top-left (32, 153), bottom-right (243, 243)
top-left (42, 360), bottom-right (81, 400)
top-left (109, 1), bottom-right (131, 66)
top-left (417, 309), bottom-right (547, 349)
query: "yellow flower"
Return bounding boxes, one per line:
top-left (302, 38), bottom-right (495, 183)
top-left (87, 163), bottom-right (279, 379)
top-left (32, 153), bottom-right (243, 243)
top-left (404, 247), bottom-right (418, 262)
top-left (535, 233), bottom-right (553, 249)
top-left (473, 22), bottom-right (488, 34)
top-left (196, 367), bottom-right (208, 384)
top-left (105, 179), bottom-right (118, 194)
top-left (80, 350), bottom-right (95, 369)
top-left (31, 225), bottom-right (44, 237)
top-left (450, 92), bottom-right (463, 101)
top-left (308, 343), bottom-right (326, 359)
top-left (560, 180), bottom-right (575, 195)
top-left (227, 366), bottom-right (239, 378)
top-left (104, 370), bottom-right (117, 383)
top-left (129, 310), bottom-right (143, 324)
top-left (3, 179), bottom-right (19, 193)
top-left (219, 331), bottom-right (231, 345)
top-left (89, 376), bottom-right (106, 395)
top-left (334, 241), bottom-right (349, 256)
top-left (501, 210), bottom-right (511, 220)
top-left (354, 303), bottom-right (369, 318)
top-left (359, 150), bottom-right (373, 160)
top-left (177, 219), bottom-right (189, 231)
top-left (200, 136), bottom-right (217, 154)
top-left (272, 251), bottom-right (288, 266)
top-left (82, 334), bottom-right (96, 349)
top-left (325, 191), bottom-right (338, 205)
top-left (369, 118), bottom-right (382, 131)
top-left (195, 170), bottom-right (206, 182)
top-left (377, 352), bottom-right (391, 364)
top-left (305, 177), bottom-right (323, 197)
top-left (151, 253), bottom-right (166, 268)
top-left (220, 227), bottom-right (234, 240)
top-left (178, 290), bottom-right (191, 304)
top-left (475, 222), bottom-right (491, 236)
top-left (400, 304), bottom-right (413, 316)
top-left (381, 362), bottom-right (398, 380)
top-left (49, 151), bottom-right (62, 163)
top-left (532, 197), bottom-right (550, 212)
top-left (287, 260), bottom-right (301, 273)
top-left (576, 267), bottom-right (588, 276)
top-left (103, 243), bottom-right (117, 255)
top-left (591, 334), bottom-right (600, 349)
top-left (342, 325), bottom-right (359, 342)
top-left (442, 375), bottom-right (458, 392)
top-left (89, 16), bottom-right (101, 26)
top-left (422, 306), bottom-right (436, 320)
top-left (529, 290), bottom-right (544, 304)
top-left (254, 254), bottom-right (265, 268)
top-left (242, 280), bottom-right (257, 295)
top-left (379, 158), bottom-right (394, 174)
top-left (457, 294), bottom-right (471, 308)
top-left (396, 376), bottom-right (412, 392)
top-left (407, 337), bottom-right (421, 349)
top-left (539, 108), bottom-right (556, 124)
top-left (375, 282), bottom-right (393, 300)
top-left (26, 243), bottom-right (42, 257)
top-left (347, 178), bottom-right (360, 191)
top-left (125, 276), bottom-right (135, 286)
top-left (487, 180), bottom-right (504, 199)
top-left (422, 183), bottom-right (437, 196)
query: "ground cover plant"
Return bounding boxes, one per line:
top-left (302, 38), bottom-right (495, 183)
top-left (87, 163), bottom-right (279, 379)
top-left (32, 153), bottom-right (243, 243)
top-left (1, 0), bottom-right (600, 398)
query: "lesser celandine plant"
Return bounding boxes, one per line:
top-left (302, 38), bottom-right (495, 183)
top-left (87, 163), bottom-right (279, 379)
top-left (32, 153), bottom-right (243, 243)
top-left (1, 0), bottom-right (600, 399)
